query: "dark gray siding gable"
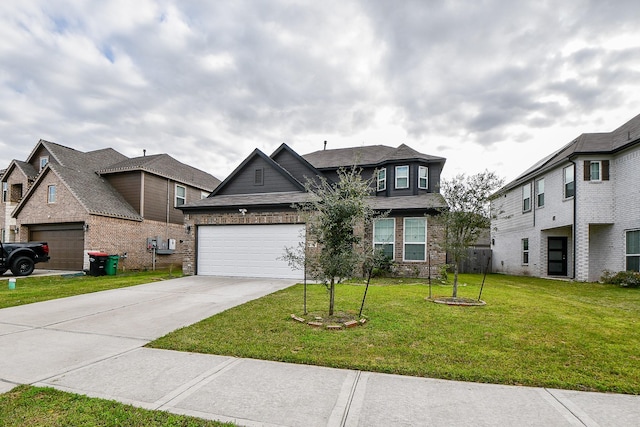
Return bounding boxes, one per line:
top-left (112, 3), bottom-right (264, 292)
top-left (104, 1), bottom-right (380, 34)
top-left (271, 149), bottom-right (320, 186)
top-left (216, 156), bottom-right (302, 195)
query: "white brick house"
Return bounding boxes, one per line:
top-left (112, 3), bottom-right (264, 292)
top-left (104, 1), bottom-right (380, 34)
top-left (491, 113), bottom-right (640, 282)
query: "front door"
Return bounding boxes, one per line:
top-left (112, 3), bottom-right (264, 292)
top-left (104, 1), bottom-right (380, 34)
top-left (548, 237), bottom-right (568, 276)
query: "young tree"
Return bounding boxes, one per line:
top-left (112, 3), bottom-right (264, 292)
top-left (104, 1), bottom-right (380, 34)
top-left (284, 167), bottom-right (376, 315)
top-left (440, 171), bottom-right (504, 298)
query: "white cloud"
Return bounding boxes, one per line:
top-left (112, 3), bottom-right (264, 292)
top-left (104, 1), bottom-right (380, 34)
top-left (1, 0), bottom-right (640, 184)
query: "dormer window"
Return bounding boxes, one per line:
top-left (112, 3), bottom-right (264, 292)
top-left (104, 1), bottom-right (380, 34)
top-left (377, 168), bottom-right (386, 191)
top-left (395, 166), bottom-right (409, 189)
top-left (40, 156), bottom-right (49, 171)
top-left (418, 166), bottom-right (428, 189)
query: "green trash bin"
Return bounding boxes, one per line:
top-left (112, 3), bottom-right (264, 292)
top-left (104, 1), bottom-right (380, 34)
top-left (105, 255), bottom-right (119, 275)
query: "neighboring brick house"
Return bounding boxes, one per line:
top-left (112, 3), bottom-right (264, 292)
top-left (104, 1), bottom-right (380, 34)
top-left (1, 140), bottom-right (220, 271)
top-left (179, 143), bottom-right (448, 279)
top-left (491, 113), bottom-right (640, 282)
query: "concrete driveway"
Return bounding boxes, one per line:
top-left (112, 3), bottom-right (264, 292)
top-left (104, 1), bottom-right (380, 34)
top-left (0, 275), bottom-right (295, 387)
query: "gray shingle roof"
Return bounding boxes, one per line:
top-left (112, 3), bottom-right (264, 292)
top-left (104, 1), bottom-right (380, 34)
top-left (504, 113), bottom-right (640, 191)
top-left (97, 154), bottom-right (221, 191)
top-left (14, 140), bottom-right (219, 221)
top-left (49, 163), bottom-right (143, 221)
top-left (5, 160), bottom-right (38, 181)
top-left (302, 143), bottom-right (445, 169)
top-left (182, 191), bottom-right (446, 212)
top-left (182, 191), bottom-right (309, 209)
top-left (368, 193), bottom-right (447, 210)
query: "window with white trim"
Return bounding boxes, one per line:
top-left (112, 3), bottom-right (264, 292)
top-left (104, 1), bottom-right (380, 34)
top-left (418, 166), bottom-right (428, 189)
top-left (522, 182), bottom-right (531, 212)
top-left (584, 160), bottom-right (609, 181)
top-left (175, 184), bottom-right (186, 206)
top-left (2, 182), bottom-right (7, 203)
top-left (395, 166), bottom-right (409, 189)
top-left (564, 164), bottom-right (574, 198)
top-left (373, 218), bottom-right (395, 259)
top-left (589, 161), bottom-right (601, 181)
top-left (626, 230), bottom-right (640, 272)
top-left (377, 168), bottom-right (386, 191)
top-left (404, 218), bottom-right (426, 261)
top-left (40, 156), bottom-right (49, 171)
top-left (522, 238), bottom-right (529, 265)
top-left (536, 178), bottom-right (544, 207)
top-left (47, 185), bottom-right (56, 203)
top-left (201, 191), bottom-right (209, 199)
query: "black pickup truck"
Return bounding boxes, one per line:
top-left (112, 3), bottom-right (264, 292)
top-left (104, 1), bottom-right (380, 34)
top-left (0, 241), bottom-right (50, 276)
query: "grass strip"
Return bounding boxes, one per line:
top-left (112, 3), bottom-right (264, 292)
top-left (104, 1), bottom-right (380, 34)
top-left (0, 269), bottom-right (182, 309)
top-left (0, 385), bottom-right (234, 426)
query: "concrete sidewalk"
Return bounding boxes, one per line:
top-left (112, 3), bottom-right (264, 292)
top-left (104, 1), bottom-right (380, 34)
top-left (1, 276), bottom-right (639, 426)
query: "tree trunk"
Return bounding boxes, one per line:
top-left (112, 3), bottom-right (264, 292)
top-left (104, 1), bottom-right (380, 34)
top-left (329, 278), bottom-right (335, 315)
top-left (452, 263), bottom-right (459, 298)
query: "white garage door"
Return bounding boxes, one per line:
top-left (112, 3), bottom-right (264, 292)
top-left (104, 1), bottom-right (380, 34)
top-left (197, 224), bottom-right (305, 279)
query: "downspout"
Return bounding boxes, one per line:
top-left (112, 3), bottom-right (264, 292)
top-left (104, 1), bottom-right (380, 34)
top-left (569, 158), bottom-right (576, 279)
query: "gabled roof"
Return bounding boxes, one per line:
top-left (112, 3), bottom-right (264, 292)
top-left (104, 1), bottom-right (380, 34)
top-left (1, 160), bottom-right (38, 182)
top-left (302, 143), bottom-right (445, 169)
top-left (502, 113), bottom-right (640, 191)
top-left (25, 140), bottom-right (85, 166)
top-left (182, 142), bottom-right (447, 212)
top-left (11, 140), bottom-right (220, 221)
top-left (96, 153), bottom-right (221, 191)
top-left (13, 163), bottom-right (143, 221)
top-left (210, 148), bottom-right (305, 196)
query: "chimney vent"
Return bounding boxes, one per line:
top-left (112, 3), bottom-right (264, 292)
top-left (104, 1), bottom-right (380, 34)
top-left (324, 140), bottom-right (327, 150)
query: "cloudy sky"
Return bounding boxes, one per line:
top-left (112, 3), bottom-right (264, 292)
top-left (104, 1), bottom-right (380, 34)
top-left (1, 1), bottom-right (639, 183)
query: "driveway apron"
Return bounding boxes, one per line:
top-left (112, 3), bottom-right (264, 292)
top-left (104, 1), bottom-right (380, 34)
top-left (0, 276), bottom-right (294, 385)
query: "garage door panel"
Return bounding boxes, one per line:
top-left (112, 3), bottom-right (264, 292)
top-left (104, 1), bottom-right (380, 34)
top-left (30, 225), bottom-right (84, 270)
top-left (197, 224), bottom-right (304, 279)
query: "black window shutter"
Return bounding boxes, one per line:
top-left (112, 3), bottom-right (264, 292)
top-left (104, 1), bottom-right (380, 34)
top-left (583, 161), bottom-right (591, 181)
top-left (602, 160), bottom-right (610, 180)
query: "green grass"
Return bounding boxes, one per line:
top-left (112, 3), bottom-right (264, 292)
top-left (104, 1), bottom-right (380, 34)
top-left (149, 274), bottom-right (640, 394)
top-left (0, 269), bottom-right (182, 309)
top-left (0, 385), bottom-right (234, 427)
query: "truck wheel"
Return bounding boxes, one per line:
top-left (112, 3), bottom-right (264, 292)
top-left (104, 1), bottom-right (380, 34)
top-left (11, 257), bottom-right (35, 276)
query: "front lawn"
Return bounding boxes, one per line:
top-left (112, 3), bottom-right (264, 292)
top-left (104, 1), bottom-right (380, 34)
top-left (149, 274), bottom-right (640, 394)
top-left (0, 269), bottom-right (182, 309)
top-left (0, 385), bottom-right (234, 427)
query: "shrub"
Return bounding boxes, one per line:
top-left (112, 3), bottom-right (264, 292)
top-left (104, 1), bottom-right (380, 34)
top-left (601, 270), bottom-right (640, 288)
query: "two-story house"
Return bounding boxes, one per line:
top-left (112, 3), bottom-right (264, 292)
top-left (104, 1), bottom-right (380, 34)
top-left (491, 113), bottom-right (640, 282)
top-left (179, 143), bottom-right (448, 279)
top-left (1, 140), bottom-right (220, 271)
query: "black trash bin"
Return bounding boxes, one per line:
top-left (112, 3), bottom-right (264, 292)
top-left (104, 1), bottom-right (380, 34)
top-left (88, 251), bottom-right (108, 276)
